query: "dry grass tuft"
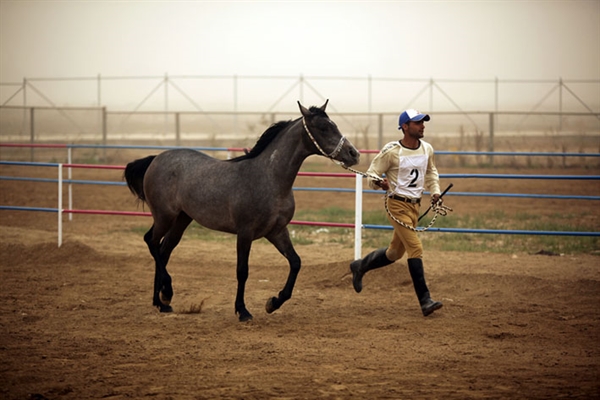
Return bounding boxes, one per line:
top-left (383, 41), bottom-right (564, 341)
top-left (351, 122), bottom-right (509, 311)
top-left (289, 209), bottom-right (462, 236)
top-left (180, 299), bottom-right (206, 314)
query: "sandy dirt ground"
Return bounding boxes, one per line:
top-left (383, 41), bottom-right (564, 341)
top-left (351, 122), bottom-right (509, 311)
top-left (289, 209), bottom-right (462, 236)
top-left (0, 157), bottom-right (599, 399)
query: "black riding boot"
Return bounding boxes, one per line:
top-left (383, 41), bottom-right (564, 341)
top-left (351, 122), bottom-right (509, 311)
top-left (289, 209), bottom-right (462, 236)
top-left (350, 248), bottom-right (393, 293)
top-left (408, 258), bottom-right (443, 316)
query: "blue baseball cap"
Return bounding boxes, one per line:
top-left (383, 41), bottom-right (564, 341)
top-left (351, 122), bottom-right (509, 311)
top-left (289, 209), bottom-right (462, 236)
top-left (398, 109), bottom-right (430, 128)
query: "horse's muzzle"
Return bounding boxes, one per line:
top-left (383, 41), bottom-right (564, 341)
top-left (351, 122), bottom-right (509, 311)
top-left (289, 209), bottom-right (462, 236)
top-left (339, 141), bottom-right (360, 167)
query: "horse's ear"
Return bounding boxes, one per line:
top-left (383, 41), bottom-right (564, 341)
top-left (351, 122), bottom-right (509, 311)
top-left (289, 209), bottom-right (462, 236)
top-left (298, 101), bottom-right (311, 117)
top-left (319, 99), bottom-right (329, 112)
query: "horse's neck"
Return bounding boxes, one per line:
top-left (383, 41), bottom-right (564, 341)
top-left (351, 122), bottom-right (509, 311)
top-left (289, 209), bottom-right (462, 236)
top-left (255, 121), bottom-right (311, 190)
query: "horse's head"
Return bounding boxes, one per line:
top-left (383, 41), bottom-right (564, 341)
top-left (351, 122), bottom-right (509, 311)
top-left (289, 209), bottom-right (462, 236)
top-left (298, 100), bottom-right (360, 167)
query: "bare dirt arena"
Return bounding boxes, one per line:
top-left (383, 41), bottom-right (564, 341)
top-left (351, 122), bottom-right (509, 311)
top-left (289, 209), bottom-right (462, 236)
top-left (1, 157), bottom-right (599, 399)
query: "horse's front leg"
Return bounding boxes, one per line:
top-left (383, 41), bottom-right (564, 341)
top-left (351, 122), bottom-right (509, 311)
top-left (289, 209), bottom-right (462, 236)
top-left (265, 228), bottom-right (301, 314)
top-left (235, 235), bottom-right (253, 322)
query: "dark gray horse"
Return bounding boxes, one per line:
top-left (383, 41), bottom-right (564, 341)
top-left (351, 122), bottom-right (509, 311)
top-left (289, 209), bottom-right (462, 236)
top-left (124, 100), bottom-right (360, 321)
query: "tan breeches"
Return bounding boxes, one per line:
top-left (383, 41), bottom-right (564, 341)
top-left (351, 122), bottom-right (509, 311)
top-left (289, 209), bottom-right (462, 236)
top-left (384, 199), bottom-right (423, 261)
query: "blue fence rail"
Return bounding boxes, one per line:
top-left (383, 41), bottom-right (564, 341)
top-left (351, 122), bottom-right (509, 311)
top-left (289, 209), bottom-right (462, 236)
top-left (1, 153), bottom-right (599, 239)
top-left (0, 144), bottom-right (600, 245)
top-left (2, 173), bottom-right (600, 201)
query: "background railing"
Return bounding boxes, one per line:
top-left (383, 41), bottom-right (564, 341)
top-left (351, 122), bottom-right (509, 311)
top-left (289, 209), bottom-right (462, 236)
top-left (1, 106), bottom-right (599, 161)
top-left (2, 74), bottom-right (599, 149)
top-left (2, 75), bottom-right (599, 113)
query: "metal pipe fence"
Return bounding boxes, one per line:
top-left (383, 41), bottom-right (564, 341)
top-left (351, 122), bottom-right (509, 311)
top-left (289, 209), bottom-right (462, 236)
top-left (1, 106), bottom-right (599, 162)
top-left (2, 74), bottom-right (599, 152)
top-left (2, 75), bottom-right (599, 114)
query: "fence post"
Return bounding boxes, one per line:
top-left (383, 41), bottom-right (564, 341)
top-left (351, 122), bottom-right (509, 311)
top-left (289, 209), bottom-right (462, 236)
top-left (164, 73), bottom-right (169, 135)
top-left (559, 77), bottom-right (563, 131)
top-left (68, 147), bottom-right (73, 221)
top-left (102, 106), bottom-right (107, 161)
top-left (175, 112), bottom-right (180, 146)
top-left (30, 107), bottom-right (34, 162)
top-left (58, 163), bottom-right (63, 247)
top-left (354, 174), bottom-right (363, 260)
top-left (489, 112), bottom-right (495, 166)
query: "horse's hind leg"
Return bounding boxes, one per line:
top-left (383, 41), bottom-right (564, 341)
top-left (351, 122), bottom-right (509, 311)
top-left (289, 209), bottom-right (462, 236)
top-left (265, 227), bottom-right (301, 314)
top-left (143, 225), bottom-right (168, 311)
top-left (145, 212), bottom-right (192, 313)
top-left (158, 212), bottom-right (193, 306)
top-left (234, 233), bottom-right (254, 322)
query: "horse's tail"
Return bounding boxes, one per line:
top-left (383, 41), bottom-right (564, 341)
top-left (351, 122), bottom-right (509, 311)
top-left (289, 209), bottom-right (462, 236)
top-left (124, 155), bottom-right (156, 202)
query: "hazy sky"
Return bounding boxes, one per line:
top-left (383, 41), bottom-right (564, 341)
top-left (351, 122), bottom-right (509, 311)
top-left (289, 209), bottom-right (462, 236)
top-left (1, 0), bottom-right (599, 82)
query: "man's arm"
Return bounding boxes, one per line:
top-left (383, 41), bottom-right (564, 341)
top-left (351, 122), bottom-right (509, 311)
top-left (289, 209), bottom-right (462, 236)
top-left (424, 145), bottom-right (441, 201)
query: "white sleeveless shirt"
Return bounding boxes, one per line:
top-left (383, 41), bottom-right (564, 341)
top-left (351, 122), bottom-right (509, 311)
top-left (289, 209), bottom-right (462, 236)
top-left (392, 147), bottom-right (428, 198)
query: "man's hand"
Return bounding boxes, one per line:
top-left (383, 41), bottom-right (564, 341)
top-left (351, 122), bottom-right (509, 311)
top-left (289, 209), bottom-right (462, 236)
top-left (431, 193), bottom-right (441, 204)
top-left (376, 178), bottom-right (390, 191)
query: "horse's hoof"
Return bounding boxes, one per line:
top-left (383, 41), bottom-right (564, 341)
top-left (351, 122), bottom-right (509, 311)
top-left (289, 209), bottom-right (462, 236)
top-left (158, 304), bottom-right (173, 313)
top-left (238, 312), bottom-right (253, 322)
top-left (159, 291), bottom-right (172, 306)
top-left (265, 297), bottom-right (279, 314)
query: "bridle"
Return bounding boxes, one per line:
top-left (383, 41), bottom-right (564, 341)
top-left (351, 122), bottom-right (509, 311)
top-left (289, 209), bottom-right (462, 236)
top-left (301, 116), bottom-right (375, 177)
top-left (302, 117), bottom-right (347, 159)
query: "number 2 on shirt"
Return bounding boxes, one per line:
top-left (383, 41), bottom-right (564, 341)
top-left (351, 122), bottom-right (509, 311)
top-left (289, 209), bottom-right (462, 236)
top-left (408, 169), bottom-right (419, 187)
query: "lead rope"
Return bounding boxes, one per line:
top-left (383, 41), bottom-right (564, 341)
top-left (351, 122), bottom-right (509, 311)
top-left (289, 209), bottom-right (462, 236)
top-left (301, 117), bottom-right (452, 232)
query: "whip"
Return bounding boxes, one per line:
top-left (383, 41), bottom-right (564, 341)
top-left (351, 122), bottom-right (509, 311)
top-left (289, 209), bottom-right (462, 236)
top-left (418, 183), bottom-right (453, 221)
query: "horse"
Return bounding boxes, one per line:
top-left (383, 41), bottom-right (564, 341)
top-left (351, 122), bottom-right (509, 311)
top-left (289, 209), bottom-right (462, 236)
top-left (124, 100), bottom-right (360, 321)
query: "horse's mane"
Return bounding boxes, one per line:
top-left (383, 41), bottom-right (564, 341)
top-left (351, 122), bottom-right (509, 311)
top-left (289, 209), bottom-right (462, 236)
top-left (227, 106), bottom-right (328, 162)
top-left (228, 119), bottom-right (294, 162)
